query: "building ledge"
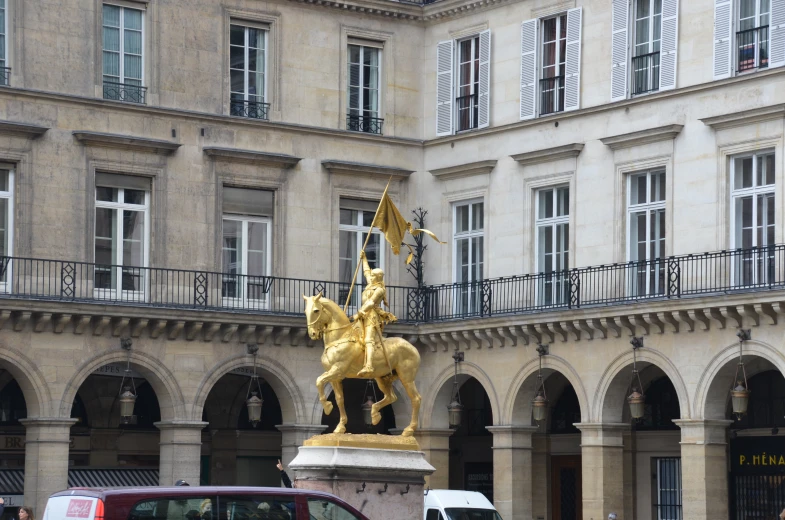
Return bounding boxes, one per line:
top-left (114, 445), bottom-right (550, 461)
top-left (321, 159), bottom-right (414, 179)
top-left (203, 147), bottom-right (302, 168)
top-left (600, 124), bottom-right (684, 150)
top-left (510, 143), bottom-right (584, 167)
top-left (0, 120), bottom-right (49, 139)
top-left (429, 159), bottom-right (497, 180)
top-left (73, 131), bottom-right (181, 155)
top-left (700, 103), bottom-right (785, 131)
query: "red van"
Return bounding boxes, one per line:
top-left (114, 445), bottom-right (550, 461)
top-left (42, 487), bottom-right (368, 520)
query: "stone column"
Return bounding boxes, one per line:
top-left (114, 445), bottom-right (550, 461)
top-left (155, 420), bottom-right (207, 486)
top-left (21, 418), bottom-right (77, 515)
top-left (531, 433), bottom-right (548, 520)
top-left (413, 428), bottom-right (454, 489)
top-left (277, 424), bottom-right (326, 470)
top-left (576, 423), bottom-right (629, 520)
top-left (487, 426), bottom-right (538, 520)
top-left (673, 419), bottom-right (732, 520)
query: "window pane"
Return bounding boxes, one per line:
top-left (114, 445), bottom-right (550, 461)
top-left (472, 236), bottom-right (483, 281)
top-left (96, 187), bottom-right (118, 202)
top-left (456, 205), bottom-right (469, 234)
top-left (557, 187), bottom-right (569, 217)
top-left (230, 25), bottom-right (244, 46)
top-left (230, 45), bottom-right (245, 71)
top-left (122, 210), bottom-right (145, 266)
top-left (0, 198), bottom-right (7, 257)
top-left (125, 28), bottom-right (142, 56)
top-left (472, 203), bottom-right (484, 230)
top-left (247, 221), bottom-right (268, 278)
top-left (248, 28), bottom-right (264, 50)
top-left (364, 232), bottom-right (381, 269)
top-left (95, 207), bottom-right (117, 265)
top-left (230, 69), bottom-right (244, 94)
top-left (222, 219), bottom-right (242, 275)
top-left (362, 210), bottom-right (377, 227)
top-left (123, 189), bottom-right (145, 205)
top-left (340, 209), bottom-right (356, 226)
top-left (734, 157), bottom-right (753, 189)
top-left (103, 25), bottom-right (120, 53)
top-left (103, 4), bottom-right (120, 27)
top-left (538, 189), bottom-right (553, 219)
top-left (221, 496), bottom-right (295, 520)
top-left (0, 170), bottom-right (8, 193)
top-left (538, 226), bottom-right (552, 271)
top-left (456, 238), bottom-right (469, 283)
top-left (307, 499), bottom-right (359, 520)
top-left (124, 8), bottom-right (142, 31)
top-left (339, 230), bottom-right (356, 283)
top-left (124, 54), bottom-right (142, 81)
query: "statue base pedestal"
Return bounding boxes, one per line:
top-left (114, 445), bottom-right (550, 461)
top-left (289, 436), bottom-right (435, 520)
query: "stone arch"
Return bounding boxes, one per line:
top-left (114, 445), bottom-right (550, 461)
top-left (420, 361), bottom-right (500, 430)
top-left (695, 339), bottom-right (785, 420)
top-left (594, 347), bottom-right (690, 423)
top-left (504, 354), bottom-right (590, 425)
top-left (193, 353), bottom-right (306, 424)
top-left (307, 379), bottom-right (413, 428)
top-left (60, 349), bottom-right (185, 420)
top-left (0, 345), bottom-right (53, 417)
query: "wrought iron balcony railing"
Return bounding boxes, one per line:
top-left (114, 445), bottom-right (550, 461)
top-left (103, 81), bottom-right (147, 104)
top-left (0, 67), bottom-right (10, 87)
top-left (230, 99), bottom-right (270, 120)
top-left (631, 51), bottom-right (660, 95)
top-left (737, 25), bottom-right (769, 72)
top-left (0, 245), bottom-right (783, 324)
top-left (540, 75), bottom-right (564, 116)
top-left (346, 113), bottom-right (384, 135)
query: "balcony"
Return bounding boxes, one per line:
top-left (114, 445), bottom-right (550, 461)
top-left (631, 51), bottom-right (660, 95)
top-left (346, 113), bottom-right (384, 135)
top-left (103, 81), bottom-right (147, 104)
top-left (737, 25), bottom-right (769, 73)
top-left (540, 76), bottom-right (564, 116)
top-left (230, 99), bottom-right (270, 121)
top-left (0, 67), bottom-right (10, 87)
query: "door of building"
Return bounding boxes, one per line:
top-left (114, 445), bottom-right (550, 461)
top-left (551, 455), bottom-right (582, 520)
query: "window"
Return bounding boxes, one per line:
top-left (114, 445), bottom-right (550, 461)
top-left (627, 171), bottom-right (666, 297)
top-left (0, 167), bottom-right (13, 289)
top-left (339, 198), bottom-right (383, 310)
top-left (457, 36), bottom-right (480, 132)
top-left (0, 0), bottom-right (8, 86)
top-left (631, 0), bottom-right (662, 95)
top-left (347, 44), bottom-right (382, 134)
top-left (230, 24), bottom-right (268, 120)
top-left (731, 151), bottom-right (775, 286)
top-left (128, 496), bottom-right (217, 520)
top-left (222, 187), bottom-right (273, 309)
top-left (540, 15), bottom-right (567, 115)
top-left (536, 187), bottom-right (569, 306)
top-left (218, 495), bottom-right (295, 520)
top-left (307, 498), bottom-right (360, 520)
top-left (425, 509), bottom-right (445, 520)
top-left (94, 174), bottom-right (150, 300)
top-left (653, 457), bottom-right (682, 520)
top-left (102, 4), bottom-right (145, 103)
top-left (453, 201), bottom-right (484, 315)
top-left (737, 0), bottom-right (770, 72)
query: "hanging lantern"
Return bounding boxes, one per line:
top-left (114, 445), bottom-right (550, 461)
top-left (119, 386), bottom-right (136, 418)
top-left (447, 352), bottom-right (465, 429)
top-left (627, 388), bottom-right (645, 420)
top-left (117, 340), bottom-right (137, 423)
top-left (362, 397), bottom-right (375, 427)
top-left (245, 345), bottom-right (264, 428)
top-left (627, 337), bottom-right (645, 421)
top-left (531, 345), bottom-right (549, 424)
top-left (730, 330), bottom-right (751, 420)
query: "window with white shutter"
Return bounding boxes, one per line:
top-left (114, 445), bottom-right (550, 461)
top-left (611, 0), bottom-right (630, 101)
top-left (102, 4), bottom-right (145, 104)
top-left (714, 0), bottom-right (734, 79)
top-left (520, 19), bottom-right (538, 120)
top-left (436, 40), bottom-right (454, 136)
top-left (477, 30), bottom-right (491, 129)
top-left (736, 0), bottom-right (772, 72)
top-left (456, 35), bottom-right (481, 132)
top-left (716, 0), bottom-right (784, 79)
top-left (540, 14), bottom-right (567, 115)
top-left (0, 0), bottom-right (8, 86)
top-left (771, 0), bottom-right (785, 68)
top-left (564, 8), bottom-right (583, 111)
top-left (659, 0), bottom-right (679, 91)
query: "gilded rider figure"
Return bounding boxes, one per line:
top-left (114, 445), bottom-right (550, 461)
top-left (355, 250), bottom-right (396, 377)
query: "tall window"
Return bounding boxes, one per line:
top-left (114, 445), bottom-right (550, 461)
top-left (222, 188), bottom-right (273, 309)
top-left (631, 0), bottom-right (662, 94)
top-left (0, 167), bottom-right (13, 288)
top-left (540, 15), bottom-right (567, 115)
top-left (731, 151), bottom-right (775, 286)
top-left (737, 0), bottom-right (770, 72)
top-left (0, 0), bottom-right (7, 86)
top-left (654, 457), bottom-right (682, 520)
top-left (102, 4), bottom-right (145, 103)
top-left (230, 24), bottom-right (268, 120)
top-left (347, 44), bottom-right (382, 134)
top-left (628, 171), bottom-right (666, 297)
top-left (456, 36), bottom-right (480, 132)
top-left (339, 199), bottom-right (383, 310)
top-left (454, 201), bottom-right (484, 315)
top-left (94, 175), bottom-right (149, 299)
top-left (536, 187), bottom-right (569, 306)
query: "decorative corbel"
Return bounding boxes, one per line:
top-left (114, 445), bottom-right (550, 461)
top-left (111, 317), bottom-right (130, 337)
top-left (757, 303), bottom-right (777, 325)
top-left (677, 311), bottom-right (695, 332)
top-left (741, 304), bottom-right (760, 327)
top-left (551, 322), bottom-right (569, 342)
top-left (563, 320), bottom-right (581, 341)
top-left (202, 322), bottom-right (221, 341)
top-left (632, 315), bottom-right (650, 336)
top-left (497, 327), bottom-right (517, 347)
top-left (272, 326), bottom-right (291, 346)
top-left (720, 306), bottom-right (743, 328)
top-left (33, 312), bottom-right (51, 333)
top-left (526, 324), bottom-right (542, 344)
top-left (167, 320), bottom-right (185, 341)
top-left (221, 323), bottom-right (240, 343)
top-left (52, 313), bottom-right (71, 334)
top-left (688, 309), bottom-right (711, 331)
top-left (645, 313), bottom-right (665, 334)
top-left (461, 330), bottom-right (480, 349)
top-left (185, 321), bottom-right (203, 341)
top-left (619, 316), bottom-right (637, 336)
top-left (149, 319), bottom-right (167, 339)
top-left (602, 317), bottom-right (621, 338)
top-left (578, 320), bottom-right (594, 341)
top-left (534, 323), bottom-right (554, 344)
top-left (591, 319), bottom-right (608, 339)
top-left (660, 311), bottom-right (679, 333)
top-left (130, 318), bottom-right (149, 338)
top-left (92, 316), bottom-right (111, 336)
top-left (255, 325), bottom-right (273, 345)
top-left (708, 308), bottom-right (727, 329)
top-left (72, 315), bottom-right (92, 335)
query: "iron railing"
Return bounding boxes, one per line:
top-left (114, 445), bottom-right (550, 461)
top-left (654, 458), bottom-right (683, 520)
top-left (631, 51), bottom-right (660, 95)
top-left (0, 245), bottom-right (784, 323)
top-left (103, 81), bottom-right (147, 104)
top-left (0, 67), bottom-right (10, 87)
top-left (346, 113), bottom-right (384, 135)
top-left (540, 76), bottom-right (564, 115)
top-left (737, 25), bottom-right (769, 72)
top-left (230, 99), bottom-right (270, 120)
top-left (456, 93), bottom-right (478, 131)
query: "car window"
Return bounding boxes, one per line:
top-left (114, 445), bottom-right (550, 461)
top-left (218, 496), bottom-right (295, 520)
top-left (306, 499), bottom-right (359, 520)
top-left (426, 509), bottom-right (445, 520)
top-left (128, 497), bottom-right (217, 520)
top-left (443, 509), bottom-right (502, 520)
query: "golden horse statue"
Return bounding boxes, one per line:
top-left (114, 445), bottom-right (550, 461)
top-left (303, 293), bottom-right (422, 436)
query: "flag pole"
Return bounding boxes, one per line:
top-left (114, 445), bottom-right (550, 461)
top-left (343, 176), bottom-right (393, 314)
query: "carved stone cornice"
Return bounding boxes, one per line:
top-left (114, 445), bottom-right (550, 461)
top-left (285, 0), bottom-right (522, 23)
top-left (73, 131), bottom-right (181, 155)
top-left (321, 159), bottom-right (414, 179)
top-left (429, 159), bottom-right (497, 180)
top-left (600, 124), bottom-right (684, 150)
top-left (700, 104), bottom-right (785, 131)
top-left (203, 147), bottom-right (302, 168)
top-left (0, 120), bottom-right (49, 139)
top-left (510, 143), bottom-right (584, 167)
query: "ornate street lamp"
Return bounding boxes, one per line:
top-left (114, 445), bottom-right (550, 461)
top-left (362, 379), bottom-right (377, 428)
top-left (730, 329), bottom-right (751, 420)
top-left (532, 345), bottom-right (549, 424)
top-left (627, 337), bottom-right (645, 421)
top-left (447, 352), bottom-right (465, 429)
top-left (245, 344), bottom-right (264, 427)
top-left (117, 338), bottom-right (136, 423)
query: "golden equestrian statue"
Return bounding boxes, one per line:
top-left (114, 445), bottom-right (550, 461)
top-left (303, 179), bottom-right (443, 437)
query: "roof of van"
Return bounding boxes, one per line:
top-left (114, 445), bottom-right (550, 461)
top-left (49, 486), bottom-right (333, 499)
top-left (424, 490), bottom-right (495, 510)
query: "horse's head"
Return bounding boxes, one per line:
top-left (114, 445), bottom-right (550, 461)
top-left (303, 292), bottom-right (330, 340)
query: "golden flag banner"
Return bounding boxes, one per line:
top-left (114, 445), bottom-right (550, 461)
top-left (374, 192), bottom-right (444, 264)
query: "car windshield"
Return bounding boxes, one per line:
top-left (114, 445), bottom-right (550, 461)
top-left (444, 508), bottom-right (503, 520)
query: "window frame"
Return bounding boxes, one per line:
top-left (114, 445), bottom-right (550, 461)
top-left (221, 214), bottom-right (273, 309)
top-left (229, 23), bottom-right (269, 105)
top-left (102, 3), bottom-right (145, 87)
top-left (0, 0), bottom-right (8, 73)
top-left (338, 205), bottom-right (385, 310)
top-left (347, 44), bottom-right (382, 127)
top-left (0, 165), bottom-right (14, 291)
top-left (626, 169), bottom-right (667, 297)
top-left (539, 13), bottom-right (568, 116)
top-left (653, 457), bottom-right (683, 520)
top-left (455, 34), bottom-right (481, 132)
top-left (630, 0), bottom-right (662, 95)
top-left (735, 0), bottom-right (771, 73)
top-left (626, 170), bottom-right (667, 262)
top-left (534, 186), bottom-right (570, 306)
top-left (452, 200), bottom-right (485, 315)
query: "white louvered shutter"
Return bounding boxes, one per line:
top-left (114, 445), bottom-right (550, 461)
top-left (713, 0), bottom-right (733, 79)
top-left (564, 8), bottom-right (583, 111)
top-left (659, 0), bottom-right (679, 90)
top-left (611, 0), bottom-right (630, 101)
top-left (436, 40), bottom-right (454, 136)
top-left (478, 29), bottom-right (492, 129)
top-left (519, 19), bottom-right (538, 120)
top-left (770, 0), bottom-right (785, 68)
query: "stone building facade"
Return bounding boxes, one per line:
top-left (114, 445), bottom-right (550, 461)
top-left (0, 0), bottom-right (784, 520)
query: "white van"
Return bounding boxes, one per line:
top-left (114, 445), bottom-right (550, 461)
top-left (423, 490), bottom-right (503, 520)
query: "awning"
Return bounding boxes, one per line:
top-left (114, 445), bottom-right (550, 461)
top-left (0, 469), bottom-right (24, 494)
top-left (0, 468), bottom-right (159, 494)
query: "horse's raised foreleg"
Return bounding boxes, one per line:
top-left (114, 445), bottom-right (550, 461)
top-left (332, 379), bottom-right (348, 434)
top-left (316, 365), bottom-right (345, 416)
top-left (399, 378), bottom-right (422, 436)
top-left (372, 374), bottom-right (399, 426)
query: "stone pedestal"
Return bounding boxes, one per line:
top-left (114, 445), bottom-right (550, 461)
top-left (413, 428), bottom-right (454, 489)
top-left (289, 435), bottom-right (435, 520)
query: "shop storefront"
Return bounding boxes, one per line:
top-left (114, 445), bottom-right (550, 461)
top-left (730, 436), bottom-right (785, 519)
